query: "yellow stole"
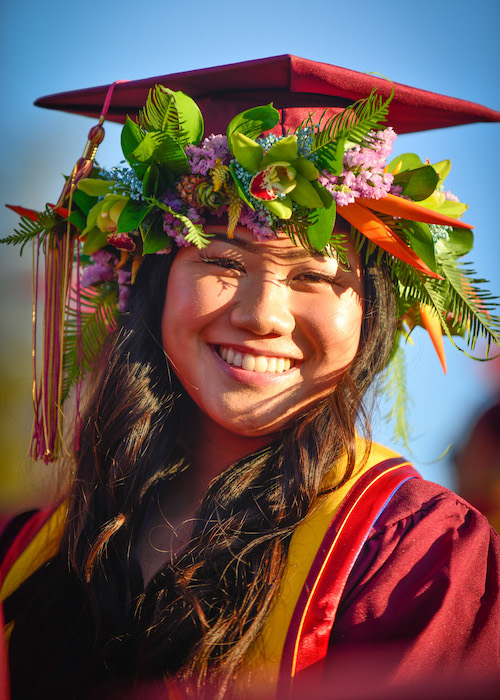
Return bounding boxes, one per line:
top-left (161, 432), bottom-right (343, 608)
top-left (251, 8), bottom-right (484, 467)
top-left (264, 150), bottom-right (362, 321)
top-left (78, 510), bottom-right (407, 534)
top-left (236, 439), bottom-right (402, 697)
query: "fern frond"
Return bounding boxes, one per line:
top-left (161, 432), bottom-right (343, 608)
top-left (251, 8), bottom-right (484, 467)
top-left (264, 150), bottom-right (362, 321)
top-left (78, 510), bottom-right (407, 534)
top-left (379, 340), bottom-right (413, 450)
top-left (176, 215), bottom-right (212, 248)
top-left (279, 209), bottom-right (314, 250)
top-left (425, 257), bottom-right (500, 353)
top-left (62, 286), bottom-right (118, 400)
top-left (139, 86), bottom-right (194, 148)
top-left (313, 89), bottom-right (392, 159)
top-left (139, 85), bottom-right (177, 133)
top-left (1, 207), bottom-right (58, 252)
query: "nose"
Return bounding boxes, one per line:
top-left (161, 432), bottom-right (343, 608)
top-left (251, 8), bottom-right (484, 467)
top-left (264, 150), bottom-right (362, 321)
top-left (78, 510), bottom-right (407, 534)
top-left (229, 275), bottom-right (295, 337)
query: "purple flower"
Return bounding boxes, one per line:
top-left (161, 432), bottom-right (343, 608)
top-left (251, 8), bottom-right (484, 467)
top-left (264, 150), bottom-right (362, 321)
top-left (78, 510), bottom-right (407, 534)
top-left (118, 284), bottom-right (131, 313)
top-left (117, 269), bottom-right (131, 286)
top-left (91, 249), bottom-right (117, 266)
top-left (186, 134), bottom-right (230, 175)
top-left (239, 206), bottom-right (275, 240)
top-left (81, 263), bottom-right (114, 288)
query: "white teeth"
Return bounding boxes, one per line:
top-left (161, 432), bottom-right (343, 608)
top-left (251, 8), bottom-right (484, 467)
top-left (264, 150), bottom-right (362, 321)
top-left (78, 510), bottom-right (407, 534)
top-left (218, 347), bottom-right (294, 373)
top-left (266, 357), bottom-right (277, 373)
top-left (254, 356), bottom-right (268, 373)
top-left (242, 354), bottom-right (255, 371)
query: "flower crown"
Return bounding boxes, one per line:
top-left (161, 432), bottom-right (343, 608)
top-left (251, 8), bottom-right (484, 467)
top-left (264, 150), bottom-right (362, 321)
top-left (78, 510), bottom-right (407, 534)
top-left (4, 85), bottom-right (499, 461)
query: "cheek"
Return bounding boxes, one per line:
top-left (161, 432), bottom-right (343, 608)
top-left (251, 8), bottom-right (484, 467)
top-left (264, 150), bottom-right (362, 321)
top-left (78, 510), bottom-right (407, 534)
top-left (161, 273), bottom-right (234, 351)
top-left (314, 292), bottom-right (364, 364)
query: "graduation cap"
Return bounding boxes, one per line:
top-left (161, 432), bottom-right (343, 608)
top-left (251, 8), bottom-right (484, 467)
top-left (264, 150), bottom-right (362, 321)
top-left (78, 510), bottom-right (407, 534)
top-left (34, 54), bottom-right (500, 136)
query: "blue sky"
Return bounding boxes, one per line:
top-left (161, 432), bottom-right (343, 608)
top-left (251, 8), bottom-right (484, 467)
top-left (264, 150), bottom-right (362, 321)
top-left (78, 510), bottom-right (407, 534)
top-left (1, 0), bottom-right (499, 502)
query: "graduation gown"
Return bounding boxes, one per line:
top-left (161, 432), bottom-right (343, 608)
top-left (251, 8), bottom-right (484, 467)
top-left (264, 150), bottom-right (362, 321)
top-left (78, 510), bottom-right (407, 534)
top-left (1, 443), bottom-right (499, 698)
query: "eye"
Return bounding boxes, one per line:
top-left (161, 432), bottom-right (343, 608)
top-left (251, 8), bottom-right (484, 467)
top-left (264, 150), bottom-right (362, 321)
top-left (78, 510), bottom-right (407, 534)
top-left (293, 271), bottom-right (339, 287)
top-left (199, 254), bottom-right (245, 274)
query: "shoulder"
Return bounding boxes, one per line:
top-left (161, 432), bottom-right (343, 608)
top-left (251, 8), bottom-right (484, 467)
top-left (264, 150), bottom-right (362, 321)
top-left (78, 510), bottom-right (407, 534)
top-left (349, 476), bottom-right (500, 596)
top-left (369, 476), bottom-right (499, 555)
top-left (333, 476), bottom-right (500, 677)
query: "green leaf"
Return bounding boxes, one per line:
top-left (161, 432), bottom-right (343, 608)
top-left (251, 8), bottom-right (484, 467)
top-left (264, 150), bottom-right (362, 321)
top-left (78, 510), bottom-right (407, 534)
top-left (435, 227), bottom-right (474, 258)
top-left (67, 209), bottom-right (87, 231)
top-left (77, 178), bottom-right (113, 196)
top-left (131, 131), bottom-right (160, 163)
top-left (294, 156), bottom-right (320, 180)
top-left (394, 165), bottom-right (440, 201)
top-left (227, 104), bottom-right (280, 146)
top-left (260, 135), bottom-right (298, 167)
top-left (387, 152), bottom-right (424, 173)
top-left (173, 89), bottom-right (204, 145)
top-left (312, 181), bottom-right (333, 208)
top-left (82, 200), bottom-right (104, 235)
top-left (154, 133), bottom-right (189, 174)
top-left (314, 135), bottom-right (345, 174)
top-left (264, 196), bottom-right (293, 219)
top-left (116, 200), bottom-right (153, 234)
top-left (142, 164), bottom-right (160, 197)
top-left (279, 208), bottom-right (315, 250)
top-left (129, 160), bottom-right (148, 181)
top-left (141, 213), bottom-right (170, 253)
top-left (307, 196), bottom-right (337, 251)
top-left (289, 174), bottom-right (324, 208)
top-left (131, 131), bottom-right (189, 180)
top-left (83, 226), bottom-right (109, 254)
top-left (402, 221), bottom-right (437, 273)
top-left (229, 162), bottom-right (255, 210)
top-left (231, 133), bottom-right (263, 172)
top-left (436, 200), bottom-right (469, 218)
top-left (72, 187), bottom-right (98, 215)
top-left (432, 159), bottom-right (451, 183)
top-left (139, 86), bottom-right (203, 146)
top-left (121, 116), bottom-right (143, 161)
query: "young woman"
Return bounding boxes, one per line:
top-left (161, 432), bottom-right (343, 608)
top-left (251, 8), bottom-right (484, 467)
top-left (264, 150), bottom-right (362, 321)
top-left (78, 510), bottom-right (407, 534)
top-left (1, 57), bottom-right (500, 699)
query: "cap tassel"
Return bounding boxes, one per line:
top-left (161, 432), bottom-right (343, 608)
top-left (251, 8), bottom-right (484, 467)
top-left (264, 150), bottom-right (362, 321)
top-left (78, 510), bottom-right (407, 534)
top-left (29, 80), bottom-right (128, 462)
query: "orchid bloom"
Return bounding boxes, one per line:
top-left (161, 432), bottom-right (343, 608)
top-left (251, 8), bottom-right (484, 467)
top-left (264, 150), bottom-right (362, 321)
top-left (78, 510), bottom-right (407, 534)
top-left (231, 133), bottom-right (323, 219)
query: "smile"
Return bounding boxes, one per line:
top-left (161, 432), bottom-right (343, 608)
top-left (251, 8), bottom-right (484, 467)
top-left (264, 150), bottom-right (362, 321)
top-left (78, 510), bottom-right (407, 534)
top-left (218, 346), bottom-right (294, 373)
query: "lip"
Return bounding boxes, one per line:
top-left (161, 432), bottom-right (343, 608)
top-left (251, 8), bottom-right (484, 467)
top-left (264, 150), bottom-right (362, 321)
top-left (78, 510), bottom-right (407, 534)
top-left (210, 344), bottom-right (301, 386)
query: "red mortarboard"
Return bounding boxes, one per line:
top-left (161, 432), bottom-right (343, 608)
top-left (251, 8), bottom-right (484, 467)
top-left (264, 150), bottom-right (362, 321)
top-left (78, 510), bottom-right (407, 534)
top-left (34, 55), bottom-right (500, 136)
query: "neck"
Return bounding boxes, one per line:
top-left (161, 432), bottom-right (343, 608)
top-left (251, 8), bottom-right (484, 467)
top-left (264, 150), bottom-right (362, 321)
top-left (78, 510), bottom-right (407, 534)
top-left (182, 402), bottom-right (275, 495)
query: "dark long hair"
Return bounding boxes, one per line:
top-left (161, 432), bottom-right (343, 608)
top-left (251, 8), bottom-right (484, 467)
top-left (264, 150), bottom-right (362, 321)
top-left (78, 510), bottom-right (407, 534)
top-left (5, 245), bottom-right (397, 699)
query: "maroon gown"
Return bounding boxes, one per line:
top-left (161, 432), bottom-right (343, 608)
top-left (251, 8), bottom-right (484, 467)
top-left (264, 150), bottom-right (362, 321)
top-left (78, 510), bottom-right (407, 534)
top-left (1, 474), bottom-right (500, 699)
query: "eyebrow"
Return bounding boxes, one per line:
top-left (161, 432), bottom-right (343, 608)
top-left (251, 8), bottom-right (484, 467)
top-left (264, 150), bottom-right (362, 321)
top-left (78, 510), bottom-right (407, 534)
top-left (209, 232), bottom-right (328, 262)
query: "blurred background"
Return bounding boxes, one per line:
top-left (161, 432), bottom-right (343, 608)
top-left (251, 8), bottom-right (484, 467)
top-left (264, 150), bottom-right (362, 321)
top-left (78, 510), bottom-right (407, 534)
top-left (1, 0), bottom-right (499, 514)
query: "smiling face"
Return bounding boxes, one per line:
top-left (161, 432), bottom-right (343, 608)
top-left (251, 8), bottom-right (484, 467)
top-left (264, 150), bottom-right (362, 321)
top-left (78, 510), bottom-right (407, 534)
top-left (161, 226), bottom-right (364, 440)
